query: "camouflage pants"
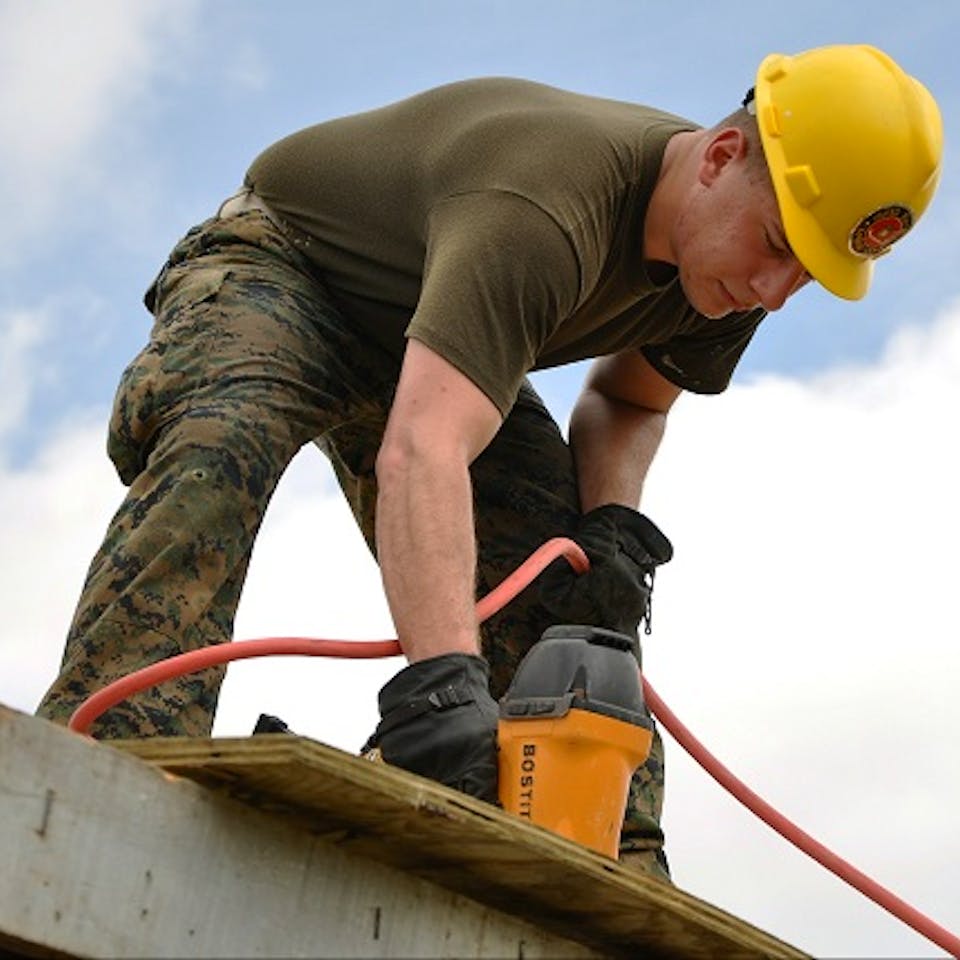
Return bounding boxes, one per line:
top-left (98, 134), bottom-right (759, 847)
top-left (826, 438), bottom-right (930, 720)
top-left (35, 209), bottom-right (667, 873)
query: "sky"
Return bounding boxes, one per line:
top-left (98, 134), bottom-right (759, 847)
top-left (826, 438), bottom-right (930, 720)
top-left (1, 1), bottom-right (958, 956)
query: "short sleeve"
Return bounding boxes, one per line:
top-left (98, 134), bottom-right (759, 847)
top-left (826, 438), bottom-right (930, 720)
top-left (406, 191), bottom-right (581, 416)
top-left (640, 308), bottom-right (766, 394)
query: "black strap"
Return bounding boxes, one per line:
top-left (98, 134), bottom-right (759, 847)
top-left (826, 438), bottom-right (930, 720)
top-left (369, 682), bottom-right (476, 744)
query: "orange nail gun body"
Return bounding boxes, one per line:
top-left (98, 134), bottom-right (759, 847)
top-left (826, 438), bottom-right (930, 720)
top-left (497, 625), bottom-right (653, 858)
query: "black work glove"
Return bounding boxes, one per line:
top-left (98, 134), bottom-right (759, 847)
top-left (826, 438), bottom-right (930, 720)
top-left (539, 504), bottom-right (673, 636)
top-left (361, 653), bottom-right (499, 803)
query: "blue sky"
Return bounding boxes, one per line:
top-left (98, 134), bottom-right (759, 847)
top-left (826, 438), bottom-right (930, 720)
top-left (3, 0), bottom-right (958, 464)
top-left (2, 2), bottom-right (958, 957)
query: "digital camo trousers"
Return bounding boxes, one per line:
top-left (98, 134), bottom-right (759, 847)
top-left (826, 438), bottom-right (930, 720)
top-left (35, 209), bottom-right (666, 867)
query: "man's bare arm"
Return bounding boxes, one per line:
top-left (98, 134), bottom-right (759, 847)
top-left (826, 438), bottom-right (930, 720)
top-left (569, 351), bottom-right (682, 511)
top-left (375, 338), bottom-right (503, 663)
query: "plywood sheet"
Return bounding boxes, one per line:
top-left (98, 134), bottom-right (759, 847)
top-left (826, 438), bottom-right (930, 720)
top-left (116, 734), bottom-right (808, 960)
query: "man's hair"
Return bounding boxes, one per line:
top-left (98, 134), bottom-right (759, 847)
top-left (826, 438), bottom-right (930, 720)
top-left (709, 105), bottom-right (771, 185)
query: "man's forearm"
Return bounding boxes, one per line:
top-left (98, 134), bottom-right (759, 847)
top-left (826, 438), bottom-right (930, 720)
top-left (375, 454), bottom-right (481, 662)
top-left (569, 387), bottom-right (668, 512)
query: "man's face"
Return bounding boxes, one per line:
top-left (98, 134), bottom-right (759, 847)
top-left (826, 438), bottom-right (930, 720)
top-left (671, 135), bottom-right (811, 319)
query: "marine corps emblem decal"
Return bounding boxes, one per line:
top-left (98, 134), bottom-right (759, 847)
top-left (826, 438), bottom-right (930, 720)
top-left (849, 205), bottom-right (913, 258)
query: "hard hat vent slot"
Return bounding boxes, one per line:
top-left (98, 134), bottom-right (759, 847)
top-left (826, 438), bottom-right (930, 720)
top-left (784, 164), bottom-right (822, 209)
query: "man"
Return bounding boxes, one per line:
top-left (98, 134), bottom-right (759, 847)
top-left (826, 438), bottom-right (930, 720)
top-left (37, 45), bottom-right (941, 878)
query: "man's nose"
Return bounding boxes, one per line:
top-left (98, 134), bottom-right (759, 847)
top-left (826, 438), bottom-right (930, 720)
top-left (753, 258), bottom-right (809, 312)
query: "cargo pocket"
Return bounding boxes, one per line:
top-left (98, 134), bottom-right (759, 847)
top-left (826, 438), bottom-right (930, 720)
top-left (108, 266), bottom-right (233, 485)
top-left (152, 265), bottom-right (232, 321)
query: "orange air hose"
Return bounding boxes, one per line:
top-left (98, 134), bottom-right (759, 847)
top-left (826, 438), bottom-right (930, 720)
top-left (68, 536), bottom-right (959, 957)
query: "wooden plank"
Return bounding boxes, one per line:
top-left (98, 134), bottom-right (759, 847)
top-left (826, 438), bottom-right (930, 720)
top-left (0, 704), bottom-right (604, 959)
top-left (113, 732), bottom-right (810, 960)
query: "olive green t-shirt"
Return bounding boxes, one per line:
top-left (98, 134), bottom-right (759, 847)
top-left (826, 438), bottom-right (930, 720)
top-left (246, 78), bottom-right (765, 415)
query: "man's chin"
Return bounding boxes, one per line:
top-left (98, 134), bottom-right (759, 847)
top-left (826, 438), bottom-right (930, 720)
top-left (679, 276), bottom-right (732, 320)
top-left (687, 290), bottom-right (734, 320)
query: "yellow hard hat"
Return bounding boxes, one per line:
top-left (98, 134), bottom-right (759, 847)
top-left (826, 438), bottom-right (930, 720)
top-left (752, 44), bottom-right (943, 300)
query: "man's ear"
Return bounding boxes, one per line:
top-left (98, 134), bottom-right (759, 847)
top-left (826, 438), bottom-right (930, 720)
top-left (698, 128), bottom-right (747, 187)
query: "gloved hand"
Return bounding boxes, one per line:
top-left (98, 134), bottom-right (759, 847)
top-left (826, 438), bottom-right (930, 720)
top-left (361, 653), bottom-right (499, 803)
top-left (539, 504), bottom-right (673, 635)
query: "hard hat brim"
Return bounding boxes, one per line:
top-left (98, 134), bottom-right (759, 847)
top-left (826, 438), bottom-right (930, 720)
top-left (776, 197), bottom-right (873, 301)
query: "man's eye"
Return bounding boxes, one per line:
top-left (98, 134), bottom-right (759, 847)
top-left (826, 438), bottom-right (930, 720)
top-left (765, 228), bottom-right (787, 256)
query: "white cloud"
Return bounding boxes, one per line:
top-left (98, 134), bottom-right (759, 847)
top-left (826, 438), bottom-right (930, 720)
top-left (644, 301), bottom-right (960, 957)
top-left (2, 300), bottom-right (958, 958)
top-left (0, 413), bottom-right (122, 705)
top-left (0, 0), bottom-right (199, 261)
top-left (212, 447), bottom-right (398, 749)
top-left (0, 306), bottom-right (50, 440)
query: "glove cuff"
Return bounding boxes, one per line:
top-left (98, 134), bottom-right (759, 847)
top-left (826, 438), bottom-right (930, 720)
top-left (582, 504), bottom-right (673, 564)
top-left (377, 653), bottom-right (490, 715)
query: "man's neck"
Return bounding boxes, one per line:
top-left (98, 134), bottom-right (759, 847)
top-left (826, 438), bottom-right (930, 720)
top-left (643, 128), bottom-right (703, 265)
